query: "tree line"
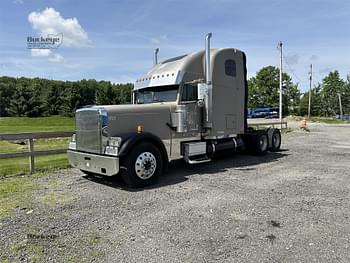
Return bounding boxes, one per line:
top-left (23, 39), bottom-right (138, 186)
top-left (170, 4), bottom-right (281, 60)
top-left (0, 76), bottom-right (132, 117)
top-left (248, 66), bottom-right (350, 116)
top-left (0, 67), bottom-right (349, 117)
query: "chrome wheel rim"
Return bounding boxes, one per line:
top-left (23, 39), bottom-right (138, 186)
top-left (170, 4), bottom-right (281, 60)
top-left (135, 152), bottom-right (157, 180)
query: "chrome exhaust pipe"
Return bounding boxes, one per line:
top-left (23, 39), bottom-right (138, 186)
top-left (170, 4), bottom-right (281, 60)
top-left (154, 48), bottom-right (159, 65)
top-left (205, 33), bottom-right (212, 84)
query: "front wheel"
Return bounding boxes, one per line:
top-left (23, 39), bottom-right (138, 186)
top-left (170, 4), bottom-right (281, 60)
top-left (120, 142), bottom-right (163, 188)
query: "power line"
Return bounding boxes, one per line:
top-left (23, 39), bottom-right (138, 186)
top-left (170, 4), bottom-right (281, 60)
top-left (282, 54), bottom-right (308, 84)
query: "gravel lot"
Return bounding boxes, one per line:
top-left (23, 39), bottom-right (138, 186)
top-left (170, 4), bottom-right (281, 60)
top-left (1, 123), bottom-right (350, 262)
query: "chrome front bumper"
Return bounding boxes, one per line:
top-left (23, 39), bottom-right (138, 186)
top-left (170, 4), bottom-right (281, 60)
top-left (67, 150), bottom-right (119, 176)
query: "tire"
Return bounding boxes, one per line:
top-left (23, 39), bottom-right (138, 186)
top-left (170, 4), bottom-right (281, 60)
top-left (119, 142), bottom-right (163, 188)
top-left (253, 132), bottom-right (269, 155)
top-left (268, 128), bottom-right (281, 152)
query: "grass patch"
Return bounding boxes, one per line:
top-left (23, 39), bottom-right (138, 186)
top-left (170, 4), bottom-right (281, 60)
top-left (41, 192), bottom-right (73, 207)
top-left (27, 243), bottom-right (44, 263)
top-left (0, 154), bottom-right (70, 178)
top-left (0, 138), bottom-right (70, 154)
top-left (0, 174), bottom-right (38, 219)
top-left (0, 116), bottom-right (74, 133)
top-left (0, 116), bottom-right (74, 176)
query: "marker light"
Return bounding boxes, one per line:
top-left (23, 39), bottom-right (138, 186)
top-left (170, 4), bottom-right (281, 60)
top-left (137, 125), bottom-right (144, 133)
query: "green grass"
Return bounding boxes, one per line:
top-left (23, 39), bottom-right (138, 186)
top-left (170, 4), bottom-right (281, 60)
top-left (0, 173), bottom-right (37, 219)
top-left (0, 116), bottom-right (74, 133)
top-left (0, 138), bottom-right (70, 154)
top-left (0, 133), bottom-right (71, 177)
top-left (309, 116), bottom-right (348, 124)
top-left (0, 154), bottom-right (69, 177)
top-left (0, 116), bottom-right (74, 177)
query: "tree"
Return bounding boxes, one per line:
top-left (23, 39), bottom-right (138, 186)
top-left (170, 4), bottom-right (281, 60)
top-left (96, 81), bottom-right (114, 105)
top-left (299, 84), bottom-right (323, 116)
top-left (0, 76), bottom-right (134, 117)
top-left (0, 77), bottom-right (15, 116)
top-left (44, 81), bottom-right (65, 115)
top-left (321, 71), bottom-right (345, 116)
top-left (341, 75), bottom-right (350, 114)
top-left (248, 66), bottom-right (300, 116)
top-left (7, 81), bottom-right (44, 117)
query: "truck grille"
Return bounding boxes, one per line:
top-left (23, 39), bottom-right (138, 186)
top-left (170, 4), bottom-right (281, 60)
top-left (76, 109), bottom-right (102, 154)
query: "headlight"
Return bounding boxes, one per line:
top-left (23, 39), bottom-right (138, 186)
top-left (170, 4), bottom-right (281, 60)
top-left (68, 134), bottom-right (76, 150)
top-left (109, 137), bottom-right (122, 147)
top-left (104, 137), bottom-right (122, 156)
top-left (105, 146), bottom-right (118, 156)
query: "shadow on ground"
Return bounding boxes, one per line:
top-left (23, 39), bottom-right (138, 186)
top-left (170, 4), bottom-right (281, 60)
top-left (83, 149), bottom-right (289, 191)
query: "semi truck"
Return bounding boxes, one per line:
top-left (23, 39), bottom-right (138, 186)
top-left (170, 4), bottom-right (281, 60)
top-left (67, 33), bottom-right (282, 187)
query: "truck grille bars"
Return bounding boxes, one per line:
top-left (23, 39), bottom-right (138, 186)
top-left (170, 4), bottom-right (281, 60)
top-left (76, 108), bottom-right (103, 154)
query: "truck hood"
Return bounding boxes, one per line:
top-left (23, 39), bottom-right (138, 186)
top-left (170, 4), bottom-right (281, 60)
top-left (101, 102), bottom-right (176, 139)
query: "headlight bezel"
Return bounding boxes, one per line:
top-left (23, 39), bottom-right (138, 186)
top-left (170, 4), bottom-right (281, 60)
top-left (68, 133), bottom-right (77, 150)
top-left (104, 137), bottom-right (122, 156)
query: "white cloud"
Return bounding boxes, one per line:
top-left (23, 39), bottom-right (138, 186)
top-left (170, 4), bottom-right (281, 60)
top-left (28, 7), bottom-right (89, 47)
top-left (151, 34), bottom-right (168, 44)
top-left (31, 49), bottom-right (63, 63)
top-left (48, 53), bottom-right (64, 63)
top-left (13, 0), bottom-right (23, 4)
top-left (31, 49), bottom-right (52, 57)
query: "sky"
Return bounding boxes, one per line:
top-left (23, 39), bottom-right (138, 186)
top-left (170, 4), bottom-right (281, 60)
top-left (0, 0), bottom-right (349, 91)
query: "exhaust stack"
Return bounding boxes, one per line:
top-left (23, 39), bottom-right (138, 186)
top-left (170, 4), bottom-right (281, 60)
top-left (197, 33), bottom-right (213, 128)
top-left (154, 48), bottom-right (159, 65)
top-left (205, 33), bottom-right (212, 84)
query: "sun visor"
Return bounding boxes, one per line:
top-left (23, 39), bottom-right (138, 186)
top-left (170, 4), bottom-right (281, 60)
top-left (133, 70), bottom-right (184, 90)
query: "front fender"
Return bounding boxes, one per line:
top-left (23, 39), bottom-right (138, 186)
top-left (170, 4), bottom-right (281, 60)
top-left (118, 132), bottom-right (169, 167)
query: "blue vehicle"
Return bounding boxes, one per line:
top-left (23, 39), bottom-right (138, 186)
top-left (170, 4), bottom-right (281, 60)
top-left (336, 114), bottom-right (350, 120)
top-left (247, 108), bottom-right (279, 118)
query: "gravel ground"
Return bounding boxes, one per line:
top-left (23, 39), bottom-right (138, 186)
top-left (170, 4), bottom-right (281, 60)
top-left (1, 123), bottom-right (350, 262)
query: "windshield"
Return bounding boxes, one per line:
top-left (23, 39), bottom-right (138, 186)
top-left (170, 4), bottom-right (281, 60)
top-left (135, 85), bottom-right (179, 104)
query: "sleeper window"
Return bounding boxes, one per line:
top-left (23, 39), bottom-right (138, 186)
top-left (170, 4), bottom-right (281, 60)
top-left (225, 59), bottom-right (236, 77)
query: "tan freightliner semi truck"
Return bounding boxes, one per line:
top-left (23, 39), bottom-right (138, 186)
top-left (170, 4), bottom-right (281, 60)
top-left (67, 33), bottom-right (282, 187)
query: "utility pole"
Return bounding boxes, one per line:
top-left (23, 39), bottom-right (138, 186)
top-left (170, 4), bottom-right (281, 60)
top-left (308, 64), bottom-right (312, 119)
top-left (278, 42), bottom-right (283, 126)
top-left (338, 93), bottom-right (343, 119)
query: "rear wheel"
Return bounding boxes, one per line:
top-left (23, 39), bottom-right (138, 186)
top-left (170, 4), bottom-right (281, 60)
top-left (120, 142), bottom-right (163, 188)
top-left (254, 132), bottom-right (268, 155)
top-left (241, 131), bottom-right (269, 155)
top-left (268, 128), bottom-right (281, 152)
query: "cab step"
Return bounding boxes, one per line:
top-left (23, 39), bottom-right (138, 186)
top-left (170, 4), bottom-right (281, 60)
top-left (184, 155), bottom-right (211, 164)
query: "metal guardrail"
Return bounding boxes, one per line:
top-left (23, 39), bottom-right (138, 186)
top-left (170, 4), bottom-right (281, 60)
top-left (248, 121), bottom-right (288, 129)
top-left (0, 131), bottom-right (74, 174)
